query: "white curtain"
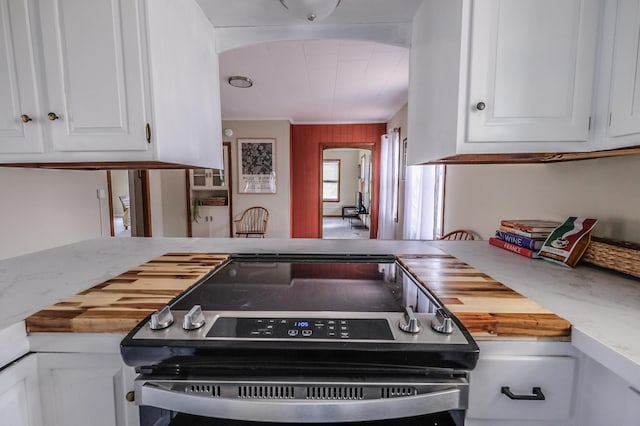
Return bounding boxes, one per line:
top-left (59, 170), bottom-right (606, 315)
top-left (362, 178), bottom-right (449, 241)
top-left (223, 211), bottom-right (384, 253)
top-left (377, 130), bottom-right (400, 240)
top-left (403, 164), bottom-right (439, 240)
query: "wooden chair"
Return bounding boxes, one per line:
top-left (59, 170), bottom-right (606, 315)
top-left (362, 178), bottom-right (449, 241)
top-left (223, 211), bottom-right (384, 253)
top-left (439, 229), bottom-right (478, 241)
top-left (234, 207), bottom-right (269, 238)
top-left (118, 195), bottom-right (130, 230)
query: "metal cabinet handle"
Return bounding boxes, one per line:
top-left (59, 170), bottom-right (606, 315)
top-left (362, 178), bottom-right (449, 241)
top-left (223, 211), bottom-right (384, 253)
top-left (501, 386), bottom-right (545, 401)
top-left (139, 383), bottom-right (463, 423)
top-left (47, 112), bottom-right (60, 121)
top-left (476, 102), bottom-right (486, 111)
top-left (20, 114), bottom-right (33, 123)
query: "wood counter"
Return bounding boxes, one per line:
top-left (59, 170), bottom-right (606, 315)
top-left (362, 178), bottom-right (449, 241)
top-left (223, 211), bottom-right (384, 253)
top-left (397, 254), bottom-right (570, 339)
top-left (26, 252), bottom-right (570, 339)
top-left (25, 253), bottom-right (229, 333)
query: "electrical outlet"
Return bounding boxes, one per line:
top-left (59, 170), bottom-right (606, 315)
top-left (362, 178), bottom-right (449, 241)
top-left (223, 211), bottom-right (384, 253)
top-left (97, 188), bottom-right (106, 199)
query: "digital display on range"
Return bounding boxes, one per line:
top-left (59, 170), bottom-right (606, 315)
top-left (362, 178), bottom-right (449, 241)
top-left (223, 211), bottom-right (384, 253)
top-left (207, 318), bottom-right (395, 340)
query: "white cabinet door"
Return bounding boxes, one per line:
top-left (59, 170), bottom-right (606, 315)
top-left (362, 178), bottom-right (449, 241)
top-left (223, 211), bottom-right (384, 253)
top-left (0, 0), bottom-right (45, 153)
top-left (38, 352), bottom-right (138, 426)
top-left (38, 0), bottom-right (148, 152)
top-left (192, 206), bottom-right (230, 237)
top-left (191, 169), bottom-right (227, 190)
top-left (608, 0), bottom-right (640, 139)
top-left (0, 355), bottom-right (42, 426)
top-left (467, 355), bottom-right (576, 422)
top-left (466, 0), bottom-right (599, 145)
top-left (0, 0), bottom-right (222, 168)
top-left (575, 355), bottom-right (640, 426)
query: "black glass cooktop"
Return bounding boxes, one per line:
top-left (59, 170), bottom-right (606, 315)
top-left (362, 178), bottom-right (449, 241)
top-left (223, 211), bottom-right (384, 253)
top-left (172, 259), bottom-right (436, 313)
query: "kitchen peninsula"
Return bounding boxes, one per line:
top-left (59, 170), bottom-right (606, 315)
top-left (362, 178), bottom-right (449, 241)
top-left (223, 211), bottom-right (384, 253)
top-left (1, 238), bottom-right (639, 426)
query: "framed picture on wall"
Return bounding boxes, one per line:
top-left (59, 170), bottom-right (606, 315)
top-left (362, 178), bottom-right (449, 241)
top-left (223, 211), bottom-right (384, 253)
top-left (238, 138), bottom-right (276, 193)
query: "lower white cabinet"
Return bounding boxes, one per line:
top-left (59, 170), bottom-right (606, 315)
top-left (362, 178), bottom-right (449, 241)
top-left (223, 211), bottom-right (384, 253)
top-left (574, 354), bottom-right (640, 426)
top-left (37, 352), bottom-right (138, 426)
top-left (192, 206), bottom-right (230, 237)
top-left (466, 342), bottom-right (577, 426)
top-left (0, 354), bottom-right (42, 426)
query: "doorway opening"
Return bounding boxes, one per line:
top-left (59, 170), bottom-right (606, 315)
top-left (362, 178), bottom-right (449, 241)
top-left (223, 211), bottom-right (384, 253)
top-left (107, 170), bottom-right (152, 237)
top-left (320, 145), bottom-right (375, 239)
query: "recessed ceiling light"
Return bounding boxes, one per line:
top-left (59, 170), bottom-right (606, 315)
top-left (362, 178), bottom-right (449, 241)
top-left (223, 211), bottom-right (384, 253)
top-left (228, 76), bottom-right (253, 88)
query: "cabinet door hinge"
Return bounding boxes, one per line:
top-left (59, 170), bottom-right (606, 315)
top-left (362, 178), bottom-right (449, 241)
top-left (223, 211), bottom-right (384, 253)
top-left (145, 123), bottom-right (151, 144)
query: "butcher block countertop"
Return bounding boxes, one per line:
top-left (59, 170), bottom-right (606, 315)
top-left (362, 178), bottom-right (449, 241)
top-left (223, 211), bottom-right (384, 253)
top-left (398, 254), bottom-right (570, 339)
top-left (2, 238), bottom-right (639, 386)
top-left (25, 253), bottom-right (229, 333)
top-left (24, 250), bottom-right (570, 339)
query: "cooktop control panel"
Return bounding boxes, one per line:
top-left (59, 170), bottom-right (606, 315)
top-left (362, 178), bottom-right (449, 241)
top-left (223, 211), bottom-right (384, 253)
top-left (208, 317), bottom-right (394, 340)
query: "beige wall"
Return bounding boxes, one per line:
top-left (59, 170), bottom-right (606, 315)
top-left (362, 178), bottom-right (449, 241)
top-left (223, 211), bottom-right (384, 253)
top-left (110, 170), bottom-right (129, 217)
top-left (222, 120), bottom-right (291, 238)
top-left (0, 167), bottom-right (109, 260)
top-left (159, 170), bottom-right (188, 237)
top-left (387, 103), bottom-right (408, 239)
top-left (444, 155), bottom-right (640, 242)
top-left (323, 149), bottom-right (360, 216)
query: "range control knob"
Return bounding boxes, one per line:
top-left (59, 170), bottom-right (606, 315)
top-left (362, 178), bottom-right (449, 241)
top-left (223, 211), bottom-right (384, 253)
top-left (182, 305), bottom-right (206, 330)
top-left (431, 308), bottom-right (454, 334)
top-left (399, 306), bottom-right (421, 334)
top-left (149, 305), bottom-right (174, 330)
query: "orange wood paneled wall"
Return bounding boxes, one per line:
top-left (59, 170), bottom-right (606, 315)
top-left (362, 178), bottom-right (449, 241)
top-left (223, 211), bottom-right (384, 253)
top-left (290, 123), bottom-right (386, 238)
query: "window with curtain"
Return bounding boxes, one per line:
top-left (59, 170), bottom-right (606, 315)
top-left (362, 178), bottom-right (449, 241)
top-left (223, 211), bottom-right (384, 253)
top-left (322, 160), bottom-right (340, 202)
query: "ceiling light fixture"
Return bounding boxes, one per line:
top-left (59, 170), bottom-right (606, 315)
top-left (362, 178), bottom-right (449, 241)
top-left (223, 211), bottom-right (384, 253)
top-left (228, 76), bottom-right (253, 88)
top-left (279, 0), bottom-right (341, 22)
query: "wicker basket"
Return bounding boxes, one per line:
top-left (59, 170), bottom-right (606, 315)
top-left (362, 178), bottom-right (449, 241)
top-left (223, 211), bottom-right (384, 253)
top-left (204, 196), bottom-right (227, 206)
top-left (581, 236), bottom-right (640, 279)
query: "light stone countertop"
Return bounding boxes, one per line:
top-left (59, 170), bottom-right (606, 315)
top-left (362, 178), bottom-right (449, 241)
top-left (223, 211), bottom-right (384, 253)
top-left (1, 237), bottom-right (639, 387)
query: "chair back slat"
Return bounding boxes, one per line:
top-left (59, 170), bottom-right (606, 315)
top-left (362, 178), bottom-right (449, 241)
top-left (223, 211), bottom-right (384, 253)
top-left (439, 229), bottom-right (478, 241)
top-left (235, 207), bottom-right (269, 237)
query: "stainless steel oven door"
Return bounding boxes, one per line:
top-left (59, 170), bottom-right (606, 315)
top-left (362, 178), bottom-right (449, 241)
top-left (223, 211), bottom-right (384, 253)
top-left (136, 376), bottom-right (468, 425)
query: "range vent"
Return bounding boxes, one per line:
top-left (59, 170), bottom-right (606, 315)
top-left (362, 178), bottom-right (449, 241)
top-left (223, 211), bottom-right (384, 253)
top-left (238, 385), bottom-right (295, 399)
top-left (382, 387), bottom-right (418, 398)
top-left (186, 384), bottom-right (220, 397)
top-left (306, 386), bottom-right (364, 400)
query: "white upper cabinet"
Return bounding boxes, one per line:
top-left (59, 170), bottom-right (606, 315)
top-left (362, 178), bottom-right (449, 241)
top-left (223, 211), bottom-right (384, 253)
top-left (0, 0), bottom-right (223, 168)
top-left (0, 0), bottom-right (45, 154)
top-left (408, 0), bottom-right (602, 163)
top-left (466, 0), bottom-right (599, 145)
top-left (601, 0), bottom-right (640, 146)
top-left (38, 0), bottom-right (148, 152)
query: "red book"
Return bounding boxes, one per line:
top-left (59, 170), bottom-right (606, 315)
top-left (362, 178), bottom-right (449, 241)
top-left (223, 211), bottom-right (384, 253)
top-left (489, 237), bottom-right (538, 258)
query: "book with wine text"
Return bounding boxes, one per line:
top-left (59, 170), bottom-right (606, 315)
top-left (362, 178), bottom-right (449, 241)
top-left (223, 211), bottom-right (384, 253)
top-left (489, 237), bottom-right (538, 258)
top-left (495, 230), bottom-right (545, 250)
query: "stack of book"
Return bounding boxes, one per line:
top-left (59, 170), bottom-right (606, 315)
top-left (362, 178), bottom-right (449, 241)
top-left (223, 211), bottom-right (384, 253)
top-left (489, 219), bottom-right (562, 258)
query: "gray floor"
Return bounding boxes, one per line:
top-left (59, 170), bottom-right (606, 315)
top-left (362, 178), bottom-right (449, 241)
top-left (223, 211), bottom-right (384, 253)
top-left (322, 216), bottom-right (370, 239)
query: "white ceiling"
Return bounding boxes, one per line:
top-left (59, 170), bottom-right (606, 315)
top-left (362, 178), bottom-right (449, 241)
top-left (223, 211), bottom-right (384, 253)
top-left (197, 0), bottom-right (423, 27)
top-left (196, 0), bottom-right (422, 123)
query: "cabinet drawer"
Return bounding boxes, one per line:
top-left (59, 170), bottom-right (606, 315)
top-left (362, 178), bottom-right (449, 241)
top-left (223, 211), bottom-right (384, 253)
top-left (467, 356), bottom-right (576, 421)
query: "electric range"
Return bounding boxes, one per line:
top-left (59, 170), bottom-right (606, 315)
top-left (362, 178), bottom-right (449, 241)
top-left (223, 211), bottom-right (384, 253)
top-left (120, 254), bottom-right (479, 425)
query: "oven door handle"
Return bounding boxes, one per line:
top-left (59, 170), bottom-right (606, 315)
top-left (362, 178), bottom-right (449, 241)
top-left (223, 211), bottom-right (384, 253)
top-left (138, 383), bottom-right (464, 423)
